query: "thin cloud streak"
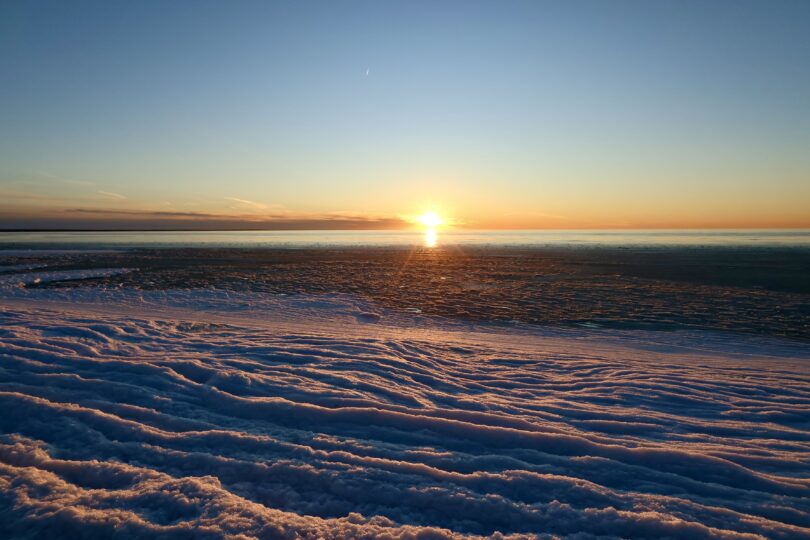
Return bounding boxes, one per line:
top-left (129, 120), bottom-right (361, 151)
top-left (97, 191), bottom-right (127, 200)
top-left (0, 207), bottom-right (406, 230)
top-left (0, 189), bottom-right (65, 202)
top-left (224, 197), bottom-right (267, 210)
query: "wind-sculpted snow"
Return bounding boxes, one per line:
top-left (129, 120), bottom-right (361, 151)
top-left (0, 299), bottom-right (809, 539)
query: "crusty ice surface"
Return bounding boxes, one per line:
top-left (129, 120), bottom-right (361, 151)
top-left (0, 267), bottom-right (133, 287)
top-left (0, 287), bottom-right (808, 539)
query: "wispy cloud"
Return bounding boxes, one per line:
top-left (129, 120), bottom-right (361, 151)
top-left (0, 188), bottom-right (127, 206)
top-left (0, 207), bottom-right (405, 230)
top-left (64, 208), bottom-right (232, 219)
top-left (31, 170), bottom-right (95, 187)
top-left (224, 197), bottom-right (267, 210)
top-left (0, 189), bottom-right (65, 202)
top-left (96, 190), bottom-right (127, 200)
top-left (502, 210), bottom-right (569, 220)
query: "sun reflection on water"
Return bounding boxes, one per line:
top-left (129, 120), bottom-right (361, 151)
top-left (415, 211), bottom-right (443, 248)
top-left (424, 228), bottom-right (438, 248)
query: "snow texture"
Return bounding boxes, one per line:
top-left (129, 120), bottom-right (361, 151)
top-left (0, 290), bottom-right (809, 539)
top-left (0, 268), bottom-right (133, 288)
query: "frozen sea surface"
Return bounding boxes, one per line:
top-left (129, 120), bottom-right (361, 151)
top-left (0, 288), bottom-right (809, 539)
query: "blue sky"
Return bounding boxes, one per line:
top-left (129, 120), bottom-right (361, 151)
top-left (1, 0), bottom-right (809, 229)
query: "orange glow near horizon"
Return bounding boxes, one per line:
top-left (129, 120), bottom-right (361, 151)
top-left (3, 200), bottom-right (810, 231)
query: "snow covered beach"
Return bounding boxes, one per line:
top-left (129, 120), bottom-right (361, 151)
top-left (1, 281), bottom-right (809, 538)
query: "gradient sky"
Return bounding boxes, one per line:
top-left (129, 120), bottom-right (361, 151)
top-left (1, 0), bottom-right (809, 230)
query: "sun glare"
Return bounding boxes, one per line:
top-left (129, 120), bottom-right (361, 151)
top-left (416, 211), bottom-right (443, 229)
top-left (413, 211), bottom-right (444, 248)
top-left (424, 229), bottom-right (438, 248)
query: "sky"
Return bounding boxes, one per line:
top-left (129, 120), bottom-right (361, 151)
top-left (1, 0), bottom-right (809, 230)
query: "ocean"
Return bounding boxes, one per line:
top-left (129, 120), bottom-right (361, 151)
top-left (1, 228), bottom-right (809, 248)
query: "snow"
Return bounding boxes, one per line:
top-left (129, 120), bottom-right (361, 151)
top-left (0, 288), bottom-right (808, 539)
top-left (0, 264), bottom-right (48, 273)
top-left (0, 268), bottom-right (134, 288)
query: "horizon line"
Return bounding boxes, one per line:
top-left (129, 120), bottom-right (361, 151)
top-left (1, 227), bottom-right (809, 233)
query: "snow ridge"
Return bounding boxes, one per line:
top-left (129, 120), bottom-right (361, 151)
top-left (0, 300), bottom-right (808, 539)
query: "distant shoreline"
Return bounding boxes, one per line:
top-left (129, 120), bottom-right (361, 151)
top-left (2, 229), bottom-right (809, 250)
top-left (1, 227), bottom-right (809, 233)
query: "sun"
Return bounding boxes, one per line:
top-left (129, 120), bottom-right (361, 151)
top-left (409, 210), bottom-right (447, 247)
top-left (416, 211), bottom-right (443, 229)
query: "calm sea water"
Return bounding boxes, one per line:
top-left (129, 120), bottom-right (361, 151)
top-left (1, 229), bottom-right (809, 248)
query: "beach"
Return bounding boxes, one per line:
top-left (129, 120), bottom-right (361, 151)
top-left (0, 245), bottom-right (809, 538)
top-left (4, 1), bottom-right (810, 537)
